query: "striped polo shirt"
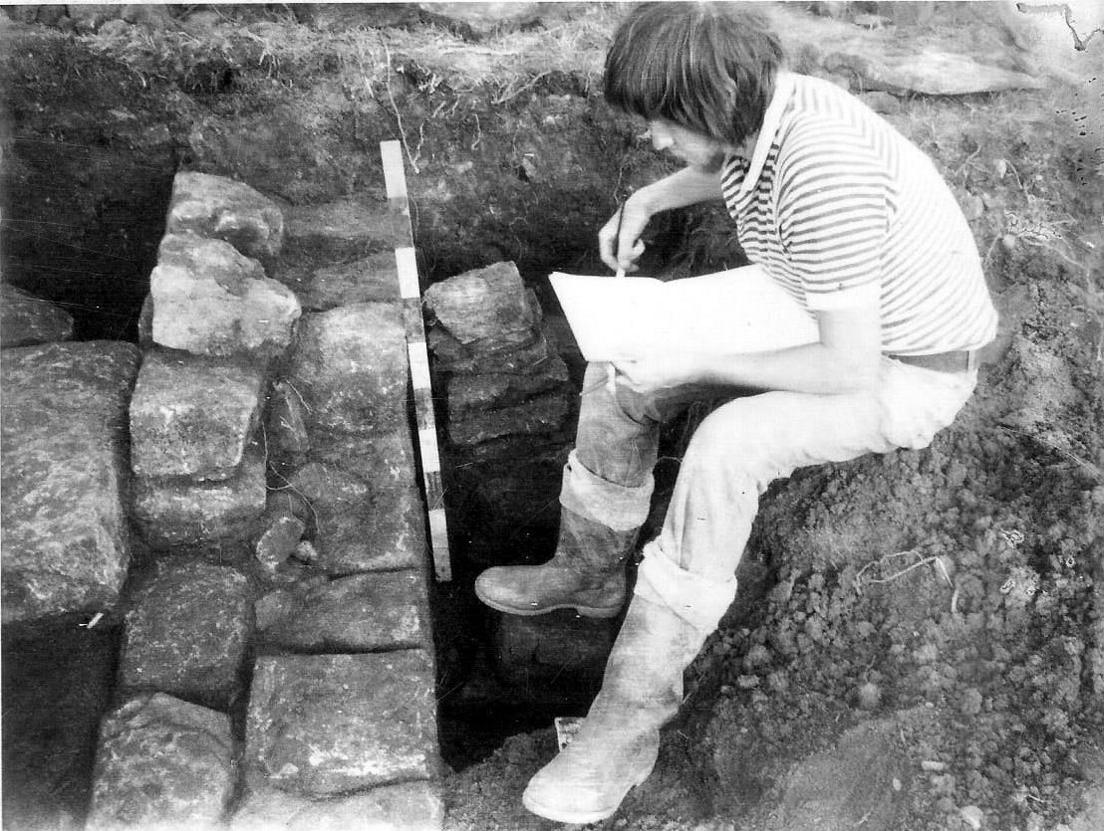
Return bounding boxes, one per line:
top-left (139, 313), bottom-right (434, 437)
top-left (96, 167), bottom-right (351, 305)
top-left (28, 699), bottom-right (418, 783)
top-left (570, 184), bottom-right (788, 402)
top-left (721, 72), bottom-right (998, 355)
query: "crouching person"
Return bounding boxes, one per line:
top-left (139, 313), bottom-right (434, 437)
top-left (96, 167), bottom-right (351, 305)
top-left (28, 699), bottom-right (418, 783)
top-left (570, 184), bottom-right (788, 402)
top-left (475, 2), bottom-right (998, 823)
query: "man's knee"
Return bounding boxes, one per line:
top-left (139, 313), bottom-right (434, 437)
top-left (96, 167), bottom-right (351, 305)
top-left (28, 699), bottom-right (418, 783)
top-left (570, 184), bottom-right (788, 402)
top-left (680, 401), bottom-right (778, 480)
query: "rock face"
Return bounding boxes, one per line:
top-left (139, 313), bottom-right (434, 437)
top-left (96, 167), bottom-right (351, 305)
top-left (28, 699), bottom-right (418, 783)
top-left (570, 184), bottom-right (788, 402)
top-left (0, 341), bottom-right (140, 622)
top-left (150, 234), bottom-right (300, 362)
top-left (425, 262), bottom-right (540, 354)
top-left (245, 652), bottom-right (439, 796)
top-left (232, 781), bottom-right (444, 831)
top-left (0, 283), bottom-right (75, 347)
top-left (166, 171), bottom-right (285, 264)
top-left (117, 560), bottom-right (253, 709)
top-left (86, 694), bottom-right (234, 831)
top-left (285, 303), bottom-right (408, 436)
top-left (257, 571), bottom-right (430, 652)
top-left (129, 350), bottom-right (265, 481)
top-left (131, 443), bottom-right (268, 548)
top-left (286, 461), bottom-right (426, 573)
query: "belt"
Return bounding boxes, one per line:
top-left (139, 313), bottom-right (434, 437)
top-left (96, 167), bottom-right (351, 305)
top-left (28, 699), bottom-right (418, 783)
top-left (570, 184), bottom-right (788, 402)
top-left (887, 350), bottom-right (979, 373)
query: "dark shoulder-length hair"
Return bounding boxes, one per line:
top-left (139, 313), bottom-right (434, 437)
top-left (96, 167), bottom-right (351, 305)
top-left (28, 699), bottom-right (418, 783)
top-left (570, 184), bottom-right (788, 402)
top-left (604, 2), bottom-right (784, 147)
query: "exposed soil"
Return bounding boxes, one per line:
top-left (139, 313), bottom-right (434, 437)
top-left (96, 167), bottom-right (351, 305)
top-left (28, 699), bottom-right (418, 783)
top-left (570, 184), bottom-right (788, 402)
top-left (2, 4), bottom-right (1102, 831)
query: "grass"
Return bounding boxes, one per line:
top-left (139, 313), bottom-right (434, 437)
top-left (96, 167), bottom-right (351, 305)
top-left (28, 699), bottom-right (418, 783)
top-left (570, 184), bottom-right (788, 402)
top-left (78, 4), bottom-right (619, 100)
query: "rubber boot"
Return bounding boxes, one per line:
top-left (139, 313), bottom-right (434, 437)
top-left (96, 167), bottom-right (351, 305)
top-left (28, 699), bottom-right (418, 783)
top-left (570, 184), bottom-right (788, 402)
top-left (520, 591), bottom-right (706, 822)
top-left (474, 505), bottom-right (638, 618)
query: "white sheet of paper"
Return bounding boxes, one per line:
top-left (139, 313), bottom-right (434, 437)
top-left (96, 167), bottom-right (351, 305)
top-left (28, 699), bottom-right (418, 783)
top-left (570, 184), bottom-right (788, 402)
top-left (549, 265), bottom-right (819, 362)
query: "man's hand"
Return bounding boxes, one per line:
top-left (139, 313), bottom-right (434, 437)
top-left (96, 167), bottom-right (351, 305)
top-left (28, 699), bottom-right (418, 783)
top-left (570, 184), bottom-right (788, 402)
top-left (610, 352), bottom-right (708, 396)
top-left (598, 200), bottom-right (649, 273)
top-left (598, 167), bottom-right (726, 273)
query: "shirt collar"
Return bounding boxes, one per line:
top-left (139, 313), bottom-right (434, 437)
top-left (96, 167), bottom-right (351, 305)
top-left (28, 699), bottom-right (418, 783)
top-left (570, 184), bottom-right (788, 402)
top-left (733, 70), bottom-right (795, 200)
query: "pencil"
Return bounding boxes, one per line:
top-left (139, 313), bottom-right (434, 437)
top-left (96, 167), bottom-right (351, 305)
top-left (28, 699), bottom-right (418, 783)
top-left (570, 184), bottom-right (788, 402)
top-left (607, 201), bottom-right (626, 394)
top-left (613, 202), bottom-right (627, 279)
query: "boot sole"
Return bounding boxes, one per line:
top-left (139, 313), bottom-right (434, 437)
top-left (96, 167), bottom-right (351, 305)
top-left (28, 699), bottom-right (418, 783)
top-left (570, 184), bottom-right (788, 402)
top-left (475, 590), bottom-right (622, 619)
top-left (521, 767), bottom-right (652, 824)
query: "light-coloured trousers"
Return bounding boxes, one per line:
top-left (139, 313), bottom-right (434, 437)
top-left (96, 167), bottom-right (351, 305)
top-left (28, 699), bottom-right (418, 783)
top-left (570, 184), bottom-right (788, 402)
top-left (567, 357), bottom-right (978, 632)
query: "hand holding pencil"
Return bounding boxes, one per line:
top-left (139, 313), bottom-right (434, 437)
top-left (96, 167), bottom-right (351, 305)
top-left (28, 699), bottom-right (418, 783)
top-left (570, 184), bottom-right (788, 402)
top-left (598, 199), bottom-right (647, 275)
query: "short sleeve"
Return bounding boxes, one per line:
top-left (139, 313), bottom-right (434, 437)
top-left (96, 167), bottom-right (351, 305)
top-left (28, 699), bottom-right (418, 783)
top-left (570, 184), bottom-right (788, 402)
top-left (776, 135), bottom-right (891, 311)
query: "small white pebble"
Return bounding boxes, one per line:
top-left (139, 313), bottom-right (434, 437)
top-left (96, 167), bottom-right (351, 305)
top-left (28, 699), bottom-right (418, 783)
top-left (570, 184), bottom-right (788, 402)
top-left (959, 804), bottom-right (984, 830)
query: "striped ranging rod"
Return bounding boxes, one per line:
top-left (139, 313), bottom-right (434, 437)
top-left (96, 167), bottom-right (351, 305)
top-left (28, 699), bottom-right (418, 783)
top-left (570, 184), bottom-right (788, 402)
top-left (380, 140), bottom-right (452, 582)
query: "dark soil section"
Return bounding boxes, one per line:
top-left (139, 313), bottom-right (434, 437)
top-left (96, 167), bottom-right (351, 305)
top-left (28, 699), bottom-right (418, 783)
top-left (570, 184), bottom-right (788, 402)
top-left (1, 616), bottom-right (121, 829)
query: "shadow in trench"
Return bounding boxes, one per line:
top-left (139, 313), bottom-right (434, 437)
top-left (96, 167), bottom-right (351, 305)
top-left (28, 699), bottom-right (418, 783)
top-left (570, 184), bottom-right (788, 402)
top-left (1, 613), bottom-right (121, 830)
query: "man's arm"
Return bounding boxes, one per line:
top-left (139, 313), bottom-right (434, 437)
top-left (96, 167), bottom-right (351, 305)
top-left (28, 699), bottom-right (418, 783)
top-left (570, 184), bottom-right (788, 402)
top-left (612, 301), bottom-right (883, 396)
top-left (599, 166), bottom-right (725, 272)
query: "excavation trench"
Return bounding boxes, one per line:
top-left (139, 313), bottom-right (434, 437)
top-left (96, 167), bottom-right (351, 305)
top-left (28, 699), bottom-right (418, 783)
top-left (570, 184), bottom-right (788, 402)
top-left (4, 8), bottom-right (1103, 831)
top-left (0, 22), bottom-right (737, 821)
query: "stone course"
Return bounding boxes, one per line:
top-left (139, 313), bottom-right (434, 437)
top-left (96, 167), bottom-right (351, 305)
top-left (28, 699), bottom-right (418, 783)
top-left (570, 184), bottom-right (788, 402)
top-left (86, 693), bottom-right (234, 831)
top-left (285, 302), bottom-right (409, 436)
top-left (151, 233), bottom-right (300, 363)
top-left (118, 559), bottom-right (252, 709)
top-left (130, 350), bottom-right (266, 481)
top-left (424, 261), bottom-right (576, 565)
top-left (131, 441), bottom-right (268, 548)
top-left (166, 171), bottom-right (285, 265)
top-left (1, 341), bottom-right (140, 622)
top-left (232, 781), bottom-right (444, 831)
top-left (257, 571), bottom-right (430, 652)
top-left (286, 459), bottom-right (426, 574)
top-left (246, 651), bottom-right (439, 795)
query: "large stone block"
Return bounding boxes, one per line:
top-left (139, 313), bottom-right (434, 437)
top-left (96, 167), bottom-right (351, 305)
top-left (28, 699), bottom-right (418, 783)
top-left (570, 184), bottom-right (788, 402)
top-left (285, 304), bottom-right (407, 435)
top-left (166, 171), bottom-right (284, 263)
top-left (231, 781), bottom-right (443, 831)
top-left (300, 250), bottom-right (401, 310)
top-left (257, 570), bottom-right (430, 652)
top-left (424, 262), bottom-right (539, 354)
top-left (132, 443), bottom-right (267, 548)
top-left (309, 428), bottom-right (418, 491)
top-left (86, 694), bottom-right (233, 831)
top-left (0, 283), bottom-right (75, 347)
top-left (448, 392), bottom-right (571, 446)
top-left (1, 341), bottom-right (140, 622)
top-left (446, 356), bottom-right (570, 416)
top-left (130, 351), bottom-right (265, 481)
top-left (245, 652), bottom-right (439, 796)
top-left (428, 325), bottom-right (556, 374)
top-left (118, 560), bottom-right (252, 709)
top-left (287, 462), bottom-right (426, 573)
top-left (151, 234), bottom-right (300, 363)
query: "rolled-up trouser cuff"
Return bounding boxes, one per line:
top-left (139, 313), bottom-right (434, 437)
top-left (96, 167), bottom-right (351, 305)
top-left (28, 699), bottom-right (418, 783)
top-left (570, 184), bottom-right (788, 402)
top-left (560, 449), bottom-right (654, 532)
top-left (635, 540), bottom-right (737, 636)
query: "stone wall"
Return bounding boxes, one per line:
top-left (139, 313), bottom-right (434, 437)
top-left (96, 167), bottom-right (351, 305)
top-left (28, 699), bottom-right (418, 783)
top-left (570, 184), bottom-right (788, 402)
top-left (425, 263), bottom-right (577, 568)
top-left (71, 170), bottom-right (445, 830)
